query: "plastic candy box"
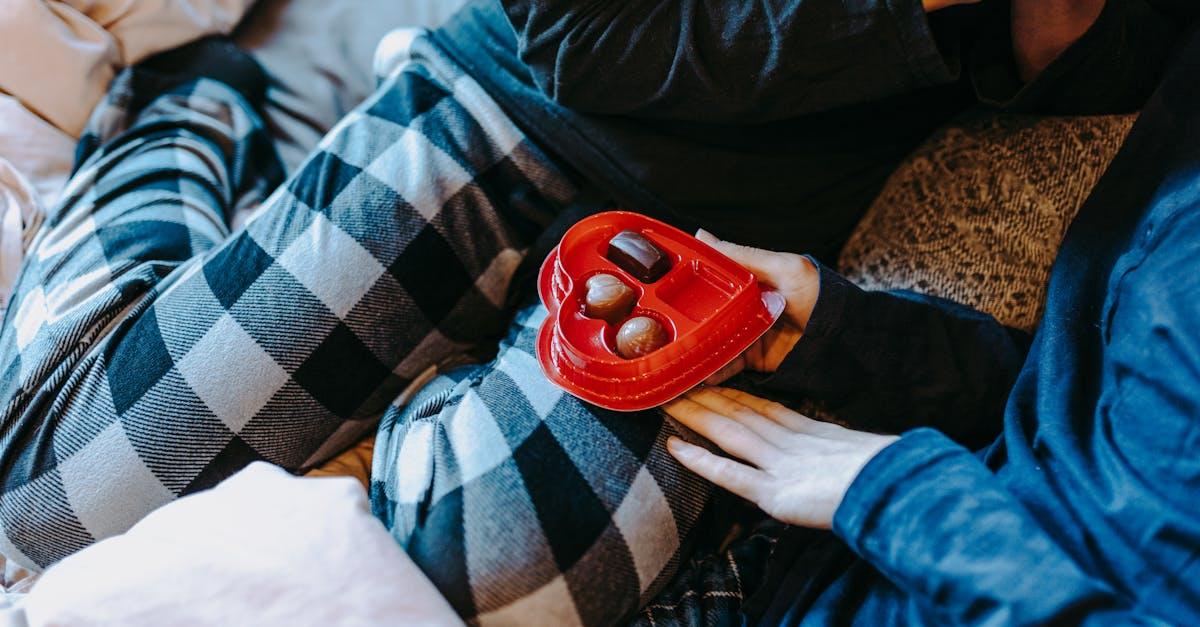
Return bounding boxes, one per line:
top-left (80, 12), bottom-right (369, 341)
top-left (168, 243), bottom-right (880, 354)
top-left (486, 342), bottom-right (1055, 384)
top-left (537, 211), bottom-right (785, 411)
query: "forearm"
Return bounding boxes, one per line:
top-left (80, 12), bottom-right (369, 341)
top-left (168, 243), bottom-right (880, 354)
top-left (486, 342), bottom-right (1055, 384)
top-left (761, 262), bottom-right (1029, 448)
top-left (924, 0), bottom-right (978, 11)
top-left (501, 0), bottom-right (972, 122)
top-left (836, 430), bottom-right (1169, 625)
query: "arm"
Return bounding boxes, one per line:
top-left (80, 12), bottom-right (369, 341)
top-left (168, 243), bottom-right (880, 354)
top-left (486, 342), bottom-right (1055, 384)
top-left (836, 127), bottom-right (1200, 626)
top-left (835, 430), bottom-right (1172, 625)
top-left (666, 155), bottom-right (1200, 623)
top-left (697, 232), bottom-right (1028, 449)
top-left (761, 261), bottom-right (1030, 449)
top-left (499, 0), bottom-right (980, 122)
top-left (663, 395), bottom-right (1183, 625)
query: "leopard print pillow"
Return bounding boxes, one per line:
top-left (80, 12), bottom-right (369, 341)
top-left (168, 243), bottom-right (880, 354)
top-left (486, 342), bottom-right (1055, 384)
top-left (837, 109), bottom-right (1136, 332)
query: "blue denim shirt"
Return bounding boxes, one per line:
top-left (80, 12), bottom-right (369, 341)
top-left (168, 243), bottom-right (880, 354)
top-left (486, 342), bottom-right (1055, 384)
top-left (751, 27), bottom-right (1200, 626)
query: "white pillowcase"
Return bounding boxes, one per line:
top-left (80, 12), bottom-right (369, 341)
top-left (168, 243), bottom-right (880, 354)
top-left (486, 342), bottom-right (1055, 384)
top-left (20, 463), bottom-right (462, 627)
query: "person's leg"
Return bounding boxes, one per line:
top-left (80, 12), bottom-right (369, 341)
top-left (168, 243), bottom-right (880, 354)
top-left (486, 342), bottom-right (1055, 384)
top-left (0, 34), bottom-right (577, 570)
top-left (0, 40), bottom-right (283, 569)
top-left (372, 304), bottom-right (728, 626)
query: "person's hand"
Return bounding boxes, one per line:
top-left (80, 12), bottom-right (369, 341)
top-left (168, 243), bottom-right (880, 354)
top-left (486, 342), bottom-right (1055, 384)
top-left (1012, 0), bottom-right (1106, 81)
top-left (664, 387), bottom-right (899, 529)
top-left (695, 230), bottom-right (817, 383)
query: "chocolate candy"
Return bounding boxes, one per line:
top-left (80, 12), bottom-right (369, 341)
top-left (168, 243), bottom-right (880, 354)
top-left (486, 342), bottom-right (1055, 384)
top-left (584, 273), bottom-right (637, 323)
top-left (607, 231), bottom-right (671, 283)
top-left (616, 316), bottom-right (670, 359)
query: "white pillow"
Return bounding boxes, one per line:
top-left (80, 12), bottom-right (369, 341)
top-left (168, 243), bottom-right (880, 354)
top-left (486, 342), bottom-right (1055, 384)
top-left (22, 463), bottom-right (461, 627)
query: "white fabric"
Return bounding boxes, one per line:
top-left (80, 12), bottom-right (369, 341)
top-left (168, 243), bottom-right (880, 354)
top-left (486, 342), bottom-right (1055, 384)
top-left (237, 0), bottom-right (468, 174)
top-left (0, 163), bottom-right (44, 318)
top-left (14, 463), bottom-right (462, 627)
top-left (0, 555), bottom-right (35, 627)
top-left (0, 0), bottom-right (254, 138)
top-left (0, 98), bottom-right (74, 210)
top-left (0, 593), bottom-right (27, 627)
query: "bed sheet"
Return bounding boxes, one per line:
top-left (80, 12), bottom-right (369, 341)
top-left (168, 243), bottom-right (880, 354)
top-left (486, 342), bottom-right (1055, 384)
top-left (237, 0), bottom-right (467, 174)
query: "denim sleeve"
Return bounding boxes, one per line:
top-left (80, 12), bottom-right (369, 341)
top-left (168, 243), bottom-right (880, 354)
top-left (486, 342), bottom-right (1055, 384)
top-left (759, 260), bottom-right (1030, 449)
top-left (832, 429), bottom-right (1173, 626)
top-left (971, 0), bottom-right (1187, 113)
top-left (498, 0), bottom-right (967, 122)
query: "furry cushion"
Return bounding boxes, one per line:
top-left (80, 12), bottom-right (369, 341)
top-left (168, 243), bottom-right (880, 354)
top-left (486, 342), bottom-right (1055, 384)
top-left (838, 109), bottom-right (1137, 332)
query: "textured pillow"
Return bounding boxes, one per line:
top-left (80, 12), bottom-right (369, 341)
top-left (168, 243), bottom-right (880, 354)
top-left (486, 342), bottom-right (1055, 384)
top-left (837, 109), bottom-right (1136, 332)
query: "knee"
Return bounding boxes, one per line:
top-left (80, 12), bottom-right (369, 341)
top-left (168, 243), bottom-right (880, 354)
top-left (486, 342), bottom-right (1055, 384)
top-left (0, 409), bottom-right (176, 571)
top-left (0, 468), bottom-right (101, 572)
top-left (372, 366), bottom-right (713, 625)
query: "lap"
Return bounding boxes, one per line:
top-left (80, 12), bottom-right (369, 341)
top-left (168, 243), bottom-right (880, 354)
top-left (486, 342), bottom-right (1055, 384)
top-left (0, 32), bottom-right (574, 570)
top-left (372, 303), bottom-right (717, 626)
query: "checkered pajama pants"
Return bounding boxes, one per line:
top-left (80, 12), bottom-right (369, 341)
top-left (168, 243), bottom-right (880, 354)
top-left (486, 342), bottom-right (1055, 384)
top-left (372, 302), bottom-right (792, 626)
top-left (371, 304), bottom-right (717, 625)
top-left (0, 32), bottom-right (737, 625)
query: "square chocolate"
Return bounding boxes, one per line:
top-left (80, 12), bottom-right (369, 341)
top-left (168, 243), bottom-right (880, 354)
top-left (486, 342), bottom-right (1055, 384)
top-left (607, 230), bottom-right (671, 282)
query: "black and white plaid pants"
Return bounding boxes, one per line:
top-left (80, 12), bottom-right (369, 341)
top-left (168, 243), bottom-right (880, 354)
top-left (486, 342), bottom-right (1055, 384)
top-left (0, 31), bottom-right (764, 625)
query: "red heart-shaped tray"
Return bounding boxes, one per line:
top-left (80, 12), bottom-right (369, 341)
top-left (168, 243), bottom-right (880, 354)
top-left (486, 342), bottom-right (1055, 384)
top-left (536, 211), bottom-right (784, 411)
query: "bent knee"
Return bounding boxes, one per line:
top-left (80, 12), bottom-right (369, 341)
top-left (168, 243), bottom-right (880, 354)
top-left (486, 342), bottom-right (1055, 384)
top-left (0, 418), bottom-right (177, 571)
top-left (373, 365), bottom-right (711, 625)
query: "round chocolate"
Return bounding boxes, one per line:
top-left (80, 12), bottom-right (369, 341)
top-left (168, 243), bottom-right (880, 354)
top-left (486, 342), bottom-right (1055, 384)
top-left (584, 273), bottom-right (637, 323)
top-left (616, 316), bottom-right (670, 359)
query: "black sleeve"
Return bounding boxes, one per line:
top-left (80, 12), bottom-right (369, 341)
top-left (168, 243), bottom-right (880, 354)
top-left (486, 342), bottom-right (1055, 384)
top-left (759, 261), bottom-right (1031, 450)
top-left (971, 0), bottom-right (1190, 113)
top-left (499, 0), bottom-right (974, 123)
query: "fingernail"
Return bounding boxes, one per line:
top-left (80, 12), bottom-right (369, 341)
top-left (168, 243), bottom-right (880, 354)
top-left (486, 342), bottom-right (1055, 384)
top-left (667, 437), bottom-right (694, 457)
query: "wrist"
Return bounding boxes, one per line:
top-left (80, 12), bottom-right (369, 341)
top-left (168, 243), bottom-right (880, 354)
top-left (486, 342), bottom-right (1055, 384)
top-left (790, 256), bottom-right (820, 331)
top-left (832, 429), bottom-right (960, 544)
top-left (792, 257), bottom-right (856, 341)
top-left (826, 434), bottom-right (902, 527)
